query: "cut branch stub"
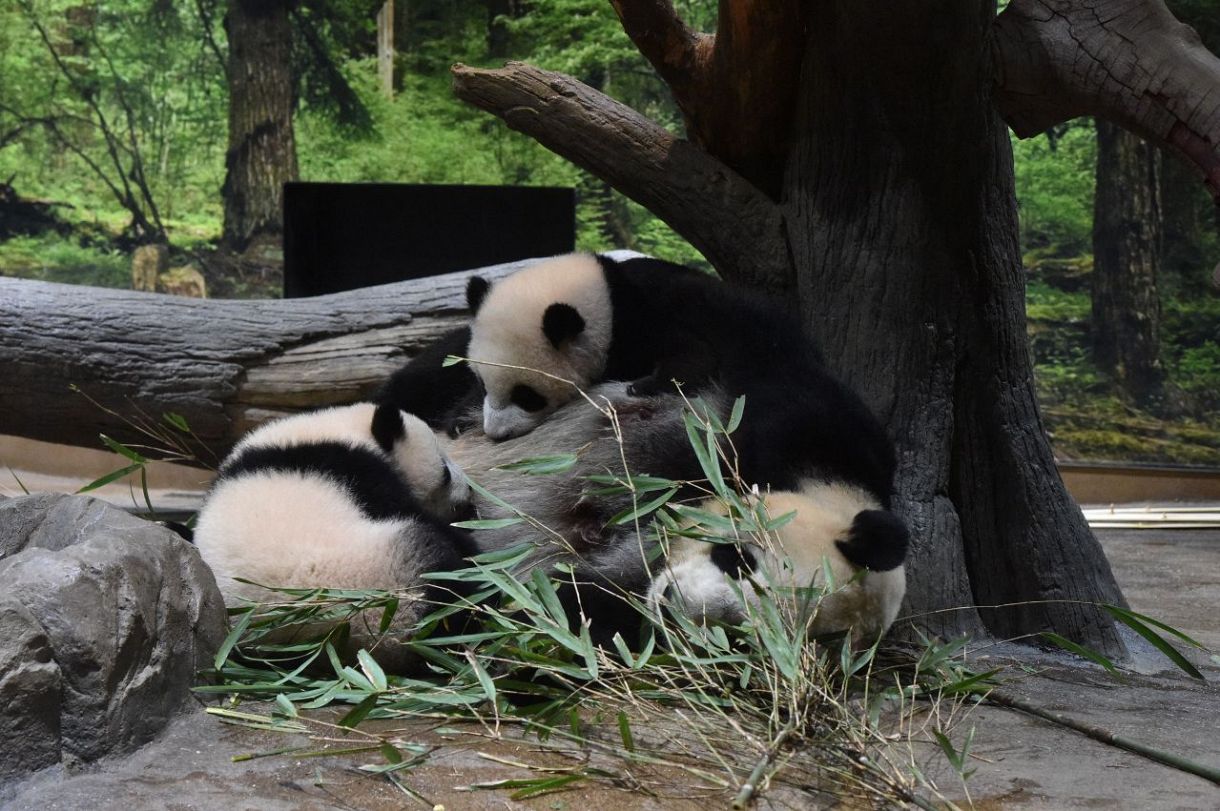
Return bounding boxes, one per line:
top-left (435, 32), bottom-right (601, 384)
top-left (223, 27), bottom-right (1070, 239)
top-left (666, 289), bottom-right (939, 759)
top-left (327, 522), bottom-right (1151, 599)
top-left (992, 0), bottom-right (1220, 202)
top-left (451, 61), bottom-right (793, 297)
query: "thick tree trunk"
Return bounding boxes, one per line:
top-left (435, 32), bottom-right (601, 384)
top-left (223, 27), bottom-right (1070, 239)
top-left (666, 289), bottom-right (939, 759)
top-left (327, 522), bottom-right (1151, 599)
top-left (0, 261), bottom-right (530, 463)
top-left (221, 0), bottom-right (297, 252)
top-left (789, 2), bottom-right (1124, 650)
top-left (1092, 119), bottom-right (1168, 408)
top-left (453, 3), bottom-right (1135, 654)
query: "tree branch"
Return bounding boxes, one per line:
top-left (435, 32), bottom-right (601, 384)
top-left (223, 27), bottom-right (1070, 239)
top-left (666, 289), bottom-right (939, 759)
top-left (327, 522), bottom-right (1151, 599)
top-left (993, 0), bottom-right (1220, 202)
top-left (451, 61), bottom-right (792, 296)
top-left (609, 0), bottom-right (807, 195)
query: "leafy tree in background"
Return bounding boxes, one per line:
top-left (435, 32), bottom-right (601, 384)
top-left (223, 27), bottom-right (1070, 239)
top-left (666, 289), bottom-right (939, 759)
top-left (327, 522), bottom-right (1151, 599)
top-left (0, 0), bottom-right (226, 243)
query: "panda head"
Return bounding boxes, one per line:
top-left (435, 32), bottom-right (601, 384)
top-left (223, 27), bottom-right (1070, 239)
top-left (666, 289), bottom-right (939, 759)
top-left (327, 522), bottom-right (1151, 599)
top-left (647, 482), bottom-right (908, 643)
top-left (466, 254), bottom-right (613, 440)
top-left (371, 403), bottom-right (474, 522)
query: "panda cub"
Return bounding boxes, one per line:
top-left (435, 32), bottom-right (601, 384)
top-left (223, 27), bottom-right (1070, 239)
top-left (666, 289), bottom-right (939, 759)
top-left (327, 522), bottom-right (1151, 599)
top-left (647, 486), bottom-right (907, 643)
top-left (464, 252), bottom-right (812, 440)
top-left (193, 402), bottom-right (478, 665)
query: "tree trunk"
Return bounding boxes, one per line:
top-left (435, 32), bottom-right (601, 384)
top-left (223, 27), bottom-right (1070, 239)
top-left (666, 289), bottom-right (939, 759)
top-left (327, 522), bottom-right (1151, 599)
top-left (1092, 119), bottom-right (1168, 409)
top-left (789, 2), bottom-right (1124, 650)
top-left (221, 0), bottom-right (297, 252)
top-left (0, 261), bottom-right (531, 463)
top-left (453, 1), bottom-right (1138, 654)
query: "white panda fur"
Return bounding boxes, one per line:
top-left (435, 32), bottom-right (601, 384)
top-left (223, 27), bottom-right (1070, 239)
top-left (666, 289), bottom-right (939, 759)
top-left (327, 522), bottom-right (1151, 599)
top-left (466, 253), bottom-right (612, 440)
top-left (193, 402), bottom-right (478, 668)
top-left (646, 485), bottom-right (907, 642)
top-left (446, 383), bottom-right (907, 644)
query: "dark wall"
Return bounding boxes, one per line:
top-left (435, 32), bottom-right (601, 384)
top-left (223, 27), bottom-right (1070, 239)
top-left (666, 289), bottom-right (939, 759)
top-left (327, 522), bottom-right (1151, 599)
top-left (283, 183), bottom-right (575, 297)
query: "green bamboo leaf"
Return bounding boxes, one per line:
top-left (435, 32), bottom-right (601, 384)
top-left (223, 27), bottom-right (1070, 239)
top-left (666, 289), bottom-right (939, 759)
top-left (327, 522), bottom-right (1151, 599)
top-left (100, 434), bottom-right (147, 463)
top-left (608, 487), bottom-right (679, 525)
top-left (274, 694), bottom-right (299, 718)
top-left (1103, 604), bottom-right (1205, 649)
top-left (1103, 605), bottom-right (1204, 679)
top-left (214, 607), bottom-right (256, 670)
top-left (357, 649), bottom-right (388, 692)
top-left (378, 597), bottom-right (399, 634)
top-left (466, 653), bottom-right (498, 704)
top-left (339, 693), bottom-right (381, 728)
top-left (441, 354), bottom-right (465, 367)
top-left (163, 411), bottom-right (191, 432)
top-left (617, 710), bottom-right (635, 752)
top-left (77, 462), bottom-right (144, 493)
top-left (451, 516), bottom-right (524, 530)
top-left (494, 454), bottom-right (578, 476)
top-left (379, 742), bottom-right (403, 765)
top-left (726, 396), bottom-right (747, 433)
top-left (1041, 632), bottom-right (1120, 675)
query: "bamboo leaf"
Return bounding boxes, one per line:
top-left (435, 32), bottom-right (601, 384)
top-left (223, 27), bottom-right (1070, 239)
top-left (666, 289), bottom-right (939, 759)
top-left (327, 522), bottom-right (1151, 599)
top-left (339, 693), bottom-right (381, 727)
top-left (163, 411), bottom-right (191, 432)
top-left (617, 710), bottom-right (635, 752)
top-left (607, 487), bottom-right (679, 526)
top-left (726, 396), bottom-right (747, 433)
top-left (452, 516), bottom-right (524, 530)
top-left (357, 649), bottom-right (388, 692)
top-left (1103, 605), bottom-right (1204, 680)
top-left (77, 462), bottom-right (144, 493)
top-left (100, 434), bottom-right (147, 463)
top-left (442, 354), bottom-right (465, 367)
top-left (1041, 632), bottom-right (1120, 676)
top-left (494, 454), bottom-right (578, 476)
top-left (214, 607), bottom-right (256, 670)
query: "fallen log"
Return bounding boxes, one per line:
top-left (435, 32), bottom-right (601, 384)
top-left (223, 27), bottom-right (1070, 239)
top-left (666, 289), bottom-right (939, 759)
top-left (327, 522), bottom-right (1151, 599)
top-left (0, 258), bottom-right (537, 465)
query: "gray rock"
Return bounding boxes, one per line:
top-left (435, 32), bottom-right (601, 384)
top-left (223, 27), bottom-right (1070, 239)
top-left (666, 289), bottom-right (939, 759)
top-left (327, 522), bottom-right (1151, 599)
top-left (0, 494), bottom-right (227, 783)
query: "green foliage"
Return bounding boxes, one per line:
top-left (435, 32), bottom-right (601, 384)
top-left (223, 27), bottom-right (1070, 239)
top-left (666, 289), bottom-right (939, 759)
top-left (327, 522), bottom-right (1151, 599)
top-left (1011, 120), bottom-right (1096, 257)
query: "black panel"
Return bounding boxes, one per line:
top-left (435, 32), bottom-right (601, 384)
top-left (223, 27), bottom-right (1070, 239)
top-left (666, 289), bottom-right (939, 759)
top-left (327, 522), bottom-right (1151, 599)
top-left (283, 182), bottom-right (576, 297)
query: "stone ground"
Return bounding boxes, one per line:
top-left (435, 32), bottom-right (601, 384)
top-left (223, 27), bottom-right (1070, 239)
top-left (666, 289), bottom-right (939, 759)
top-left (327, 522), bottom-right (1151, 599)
top-left (2, 526), bottom-right (1219, 810)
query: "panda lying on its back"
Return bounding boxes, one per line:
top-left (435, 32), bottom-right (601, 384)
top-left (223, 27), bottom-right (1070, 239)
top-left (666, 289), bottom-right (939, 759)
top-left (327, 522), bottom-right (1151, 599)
top-left (193, 402), bottom-right (478, 669)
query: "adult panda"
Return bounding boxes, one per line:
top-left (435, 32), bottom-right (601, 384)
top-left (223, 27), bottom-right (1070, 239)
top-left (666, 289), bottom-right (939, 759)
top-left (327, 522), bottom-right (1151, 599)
top-left (193, 402), bottom-right (478, 669)
top-left (447, 383), bottom-right (908, 646)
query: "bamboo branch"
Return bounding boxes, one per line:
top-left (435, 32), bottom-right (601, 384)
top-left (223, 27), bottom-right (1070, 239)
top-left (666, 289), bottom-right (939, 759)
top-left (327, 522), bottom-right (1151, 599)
top-left (992, 0), bottom-right (1220, 202)
top-left (451, 61), bottom-right (792, 296)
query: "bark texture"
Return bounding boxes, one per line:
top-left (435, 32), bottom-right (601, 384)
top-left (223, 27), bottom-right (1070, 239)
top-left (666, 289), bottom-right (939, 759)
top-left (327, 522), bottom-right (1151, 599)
top-left (608, 0), bottom-right (807, 193)
top-left (788, 2), bottom-right (1123, 649)
top-left (0, 261), bottom-right (529, 463)
top-left (1092, 119), bottom-right (1167, 407)
top-left (993, 0), bottom-right (1220, 201)
top-left (221, 0), bottom-right (298, 251)
top-left (449, 0), bottom-right (1157, 654)
top-left (451, 62), bottom-right (792, 297)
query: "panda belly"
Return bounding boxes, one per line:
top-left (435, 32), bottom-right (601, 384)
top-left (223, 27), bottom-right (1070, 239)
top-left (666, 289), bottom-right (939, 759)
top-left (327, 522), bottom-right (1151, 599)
top-left (194, 471), bottom-right (422, 606)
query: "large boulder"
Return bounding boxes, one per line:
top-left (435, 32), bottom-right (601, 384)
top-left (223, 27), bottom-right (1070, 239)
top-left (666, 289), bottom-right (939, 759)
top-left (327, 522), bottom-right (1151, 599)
top-left (0, 494), bottom-right (227, 783)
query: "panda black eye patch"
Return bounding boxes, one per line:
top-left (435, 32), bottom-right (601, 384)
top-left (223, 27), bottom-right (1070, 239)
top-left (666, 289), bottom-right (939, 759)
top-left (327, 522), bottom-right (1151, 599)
top-left (441, 465), bottom-right (452, 486)
top-left (510, 384), bottom-right (547, 412)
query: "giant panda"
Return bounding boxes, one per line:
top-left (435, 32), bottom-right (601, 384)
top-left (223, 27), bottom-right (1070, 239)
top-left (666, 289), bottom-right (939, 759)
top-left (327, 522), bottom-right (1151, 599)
top-left (446, 383), bottom-right (908, 646)
top-left (646, 485), bottom-right (907, 644)
top-left (193, 402), bottom-right (479, 669)
top-left (463, 251), bottom-right (807, 441)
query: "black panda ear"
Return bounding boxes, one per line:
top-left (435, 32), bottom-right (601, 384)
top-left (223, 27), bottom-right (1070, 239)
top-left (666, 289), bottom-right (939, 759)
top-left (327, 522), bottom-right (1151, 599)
top-left (371, 402), bottom-right (406, 453)
top-left (542, 303), bottom-right (585, 349)
top-left (466, 276), bottom-right (491, 313)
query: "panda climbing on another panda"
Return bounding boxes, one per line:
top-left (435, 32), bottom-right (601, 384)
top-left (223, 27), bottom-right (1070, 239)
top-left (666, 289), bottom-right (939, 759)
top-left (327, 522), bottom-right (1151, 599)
top-left (193, 402), bottom-right (479, 669)
top-left (373, 251), bottom-right (910, 645)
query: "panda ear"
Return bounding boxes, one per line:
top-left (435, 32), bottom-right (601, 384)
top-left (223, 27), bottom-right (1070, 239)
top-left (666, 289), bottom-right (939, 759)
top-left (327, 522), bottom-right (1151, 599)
top-left (542, 303), bottom-right (585, 349)
top-left (466, 276), bottom-right (491, 313)
top-left (371, 402), bottom-right (406, 453)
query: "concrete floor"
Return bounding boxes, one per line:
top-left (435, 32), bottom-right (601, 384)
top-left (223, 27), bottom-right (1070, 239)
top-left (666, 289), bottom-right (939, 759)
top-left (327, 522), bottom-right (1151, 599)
top-left (3, 526), bottom-right (1219, 810)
